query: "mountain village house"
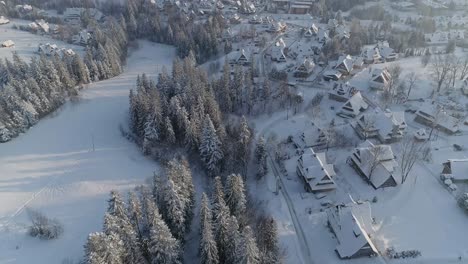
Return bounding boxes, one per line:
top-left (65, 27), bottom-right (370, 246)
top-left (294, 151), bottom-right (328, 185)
top-left (339, 91), bottom-right (369, 118)
top-left (296, 148), bottom-right (337, 192)
top-left (353, 109), bottom-right (406, 143)
top-left (327, 203), bottom-right (378, 259)
top-left (414, 103), bottom-right (460, 135)
top-left (369, 68), bottom-right (391, 90)
top-left (349, 141), bottom-right (400, 189)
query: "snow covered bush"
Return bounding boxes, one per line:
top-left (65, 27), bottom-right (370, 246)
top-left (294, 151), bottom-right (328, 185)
top-left (386, 247), bottom-right (421, 259)
top-left (27, 208), bottom-right (63, 240)
top-left (458, 193), bottom-right (468, 212)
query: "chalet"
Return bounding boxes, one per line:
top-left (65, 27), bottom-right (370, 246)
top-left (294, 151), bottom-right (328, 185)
top-left (369, 68), bottom-right (391, 90)
top-left (1, 40), bottom-right (14, 48)
top-left (328, 82), bottom-right (357, 102)
top-left (354, 109), bottom-right (406, 143)
top-left (72, 30), bottom-right (92, 46)
top-left (231, 49), bottom-right (250, 65)
top-left (441, 159), bottom-right (468, 183)
top-left (63, 8), bottom-right (81, 24)
top-left (271, 45), bottom-right (286, 62)
top-left (334, 55), bottom-right (354, 75)
top-left (323, 70), bottom-right (342, 81)
top-left (327, 203), bottom-right (378, 259)
top-left (376, 41), bottom-right (398, 62)
top-left (339, 92), bottom-right (368, 118)
top-left (303, 28), bottom-right (314, 38)
top-left (222, 28), bottom-right (233, 41)
top-left (0, 16), bottom-right (9, 25)
top-left (414, 103), bottom-right (460, 134)
top-left (350, 141), bottom-right (400, 189)
top-left (335, 25), bottom-right (350, 41)
top-left (38, 43), bottom-right (58, 56)
top-left (296, 148), bottom-right (337, 192)
top-left (15, 4), bottom-right (33, 14)
top-left (361, 47), bottom-right (382, 64)
top-left (293, 58), bottom-right (315, 77)
top-left (291, 127), bottom-right (326, 149)
top-left (248, 15), bottom-right (262, 24)
top-left (230, 13), bottom-right (241, 24)
top-left (414, 128), bottom-right (429, 141)
top-left (316, 28), bottom-right (329, 44)
top-left (268, 21), bottom-right (286, 33)
top-left (327, 18), bottom-right (339, 29)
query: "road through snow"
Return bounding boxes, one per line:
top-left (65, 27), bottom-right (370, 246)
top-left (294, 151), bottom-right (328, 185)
top-left (0, 41), bottom-right (175, 264)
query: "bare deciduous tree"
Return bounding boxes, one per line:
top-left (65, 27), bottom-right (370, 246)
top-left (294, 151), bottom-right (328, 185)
top-left (406, 72), bottom-right (418, 98)
top-left (399, 137), bottom-right (427, 184)
top-left (368, 145), bottom-right (386, 182)
top-left (431, 55), bottom-right (453, 94)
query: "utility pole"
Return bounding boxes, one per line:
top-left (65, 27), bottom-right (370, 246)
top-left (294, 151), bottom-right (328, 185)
top-left (92, 134), bottom-right (95, 152)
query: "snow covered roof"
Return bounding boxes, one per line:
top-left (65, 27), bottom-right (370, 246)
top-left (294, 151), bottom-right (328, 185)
top-left (357, 109), bottom-right (406, 142)
top-left (334, 55), bottom-right (354, 73)
top-left (415, 103), bottom-right (460, 133)
top-left (327, 202), bottom-right (378, 259)
top-left (340, 92), bottom-right (368, 117)
top-left (298, 148), bottom-right (336, 192)
top-left (351, 141), bottom-right (400, 188)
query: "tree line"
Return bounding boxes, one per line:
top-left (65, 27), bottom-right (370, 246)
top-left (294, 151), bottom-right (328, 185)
top-left (0, 13), bottom-right (128, 142)
top-left (84, 159), bottom-right (280, 264)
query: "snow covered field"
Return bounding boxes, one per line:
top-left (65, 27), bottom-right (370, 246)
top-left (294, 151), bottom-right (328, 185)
top-left (0, 41), bottom-right (175, 263)
top-left (0, 19), bottom-right (85, 60)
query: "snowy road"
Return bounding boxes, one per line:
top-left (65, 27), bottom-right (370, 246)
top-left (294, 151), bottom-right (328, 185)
top-left (268, 153), bottom-right (313, 264)
top-left (0, 41), bottom-right (175, 264)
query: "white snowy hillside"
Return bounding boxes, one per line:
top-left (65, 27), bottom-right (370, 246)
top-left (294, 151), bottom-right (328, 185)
top-left (0, 41), bottom-right (175, 263)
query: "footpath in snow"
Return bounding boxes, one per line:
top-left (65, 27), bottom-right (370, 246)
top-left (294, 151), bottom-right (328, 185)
top-left (0, 41), bottom-right (175, 263)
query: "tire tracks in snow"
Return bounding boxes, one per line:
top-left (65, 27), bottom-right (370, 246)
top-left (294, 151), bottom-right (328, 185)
top-left (268, 153), bottom-right (313, 264)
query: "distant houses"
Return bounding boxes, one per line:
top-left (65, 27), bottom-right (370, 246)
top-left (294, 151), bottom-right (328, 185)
top-left (37, 43), bottom-right (75, 57)
top-left (72, 30), bottom-right (92, 46)
top-left (291, 126), bottom-right (326, 150)
top-left (296, 148), bottom-right (337, 192)
top-left (230, 49), bottom-right (250, 65)
top-left (327, 202), bottom-right (378, 259)
top-left (424, 30), bottom-right (465, 45)
top-left (349, 141), bottom-right (400, 189)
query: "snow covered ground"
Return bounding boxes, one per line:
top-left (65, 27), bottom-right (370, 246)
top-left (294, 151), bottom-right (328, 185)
top-left (0, 41), bottom-right (175, 263)
top-left (0, 19), bottom-right (85, 61)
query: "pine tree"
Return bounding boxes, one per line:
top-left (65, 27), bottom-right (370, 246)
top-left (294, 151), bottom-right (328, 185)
top-left (212, 177), bottom-right (231, 263)
top-left (238, 116), bottom-right (251, 174)
top-left (238, 226), bottom-right (260, 264)
top-left (225, 174), bottom-right (247, 219)
top-left (199, 193), bottom-right (219, 264)
top-left (108, 190), bottom-right (127, 219)
top-left (225, 215), bottom-right (241, 264)
top-left (148, 202), bottom-right (182, 264)
top-left (162, 179), bottom-right (186, 241)
top-left (200, 193), bottom-right (211, 235)
top-left (255, 137), bottom-right (266, 163)
top-left (165, 116), bottom-right (176, 144)
top-left (257, 217), bottom-right (280, 264)
top-left (199, 115), bottom-right (223, 174)
top-left (84, 232), bottom-right (125, 264)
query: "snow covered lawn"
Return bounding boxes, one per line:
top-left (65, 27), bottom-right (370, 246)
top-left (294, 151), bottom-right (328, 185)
top-left (0, 41), bottom-right (175, 263)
